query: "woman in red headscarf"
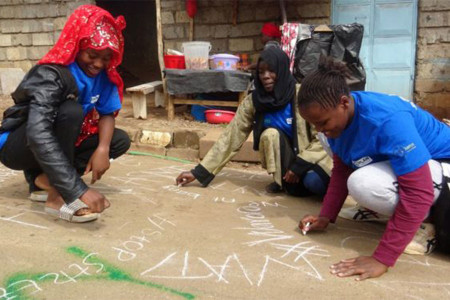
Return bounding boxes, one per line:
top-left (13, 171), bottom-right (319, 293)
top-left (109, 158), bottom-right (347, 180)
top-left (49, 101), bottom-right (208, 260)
top-left (0, 5), bottom-right (130, 223)
top-left (261, 22), bottom-right (282, 48)
top-left (243, 22), bottom-right (282, 71)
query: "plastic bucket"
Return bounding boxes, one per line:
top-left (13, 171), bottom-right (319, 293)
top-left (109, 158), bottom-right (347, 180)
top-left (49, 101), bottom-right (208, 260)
top-left (211, 54), bottom-right (240, 70)
top-left (164, 55), bottom-right (186, 69)
top-left (182, 41), bottom-right (211, 70)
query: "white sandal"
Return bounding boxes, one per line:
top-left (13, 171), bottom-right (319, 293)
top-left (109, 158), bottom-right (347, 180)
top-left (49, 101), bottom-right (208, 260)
top-left (29, 190), bottom-right (48, 202)
top-left (45, 199), bottom-right (99, 223)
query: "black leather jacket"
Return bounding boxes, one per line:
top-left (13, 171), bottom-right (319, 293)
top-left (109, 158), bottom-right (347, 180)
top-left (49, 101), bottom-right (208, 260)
top-left (0, 64), bottom-right (88, 204)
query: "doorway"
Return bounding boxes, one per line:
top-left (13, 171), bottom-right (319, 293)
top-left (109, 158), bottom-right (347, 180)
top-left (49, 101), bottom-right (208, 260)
top-left (96, 0), bottom-right (161, 88)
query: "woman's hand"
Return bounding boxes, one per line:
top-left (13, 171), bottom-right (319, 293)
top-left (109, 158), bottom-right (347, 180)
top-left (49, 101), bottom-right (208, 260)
top-left (283, 170), bottom-right (300, 184)
top-left (299, 215), bottom-right (330, 233)
top-left (79, 188), bottom-right (110, 213)
top-left (176, 171), bottom-right (196, 186)
top-left (330, 256), bottom-right (388, 281)
top-left (84, 147), bottom-right (110, 184)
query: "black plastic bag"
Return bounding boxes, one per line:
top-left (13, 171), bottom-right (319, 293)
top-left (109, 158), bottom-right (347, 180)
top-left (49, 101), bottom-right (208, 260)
top-left (293, 23), bottom-right (366, 91)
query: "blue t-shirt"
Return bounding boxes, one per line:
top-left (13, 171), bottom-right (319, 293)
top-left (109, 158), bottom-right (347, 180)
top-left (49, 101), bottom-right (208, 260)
top-left (263, 102), bottom-right (293, 138)
top-left (0, 131), bottom-right (10, 150)
top-left (68, 62), bottom-right (121, 116)
top-left (328, 91), bottom-right (450, 176)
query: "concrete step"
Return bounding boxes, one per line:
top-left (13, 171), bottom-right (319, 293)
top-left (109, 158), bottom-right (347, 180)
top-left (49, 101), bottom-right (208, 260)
top-left (199, 128), bottom-right (259, 162)
top-left (117, 122), bottom-right (259, 163)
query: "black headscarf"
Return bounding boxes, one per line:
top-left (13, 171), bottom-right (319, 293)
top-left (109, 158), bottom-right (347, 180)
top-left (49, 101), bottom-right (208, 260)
top-left (252, 47), bottom-right (297, 112)
top-left (251, 47), bottom-right (299, 153)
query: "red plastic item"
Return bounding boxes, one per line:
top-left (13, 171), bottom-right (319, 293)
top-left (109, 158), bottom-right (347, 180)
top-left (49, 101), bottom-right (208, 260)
top-left (186, 0), bottom-right (197, 18)
top-left (205, 110), bottom-right (235, 124)
top-left (164, 55), bottom-right (186, 69)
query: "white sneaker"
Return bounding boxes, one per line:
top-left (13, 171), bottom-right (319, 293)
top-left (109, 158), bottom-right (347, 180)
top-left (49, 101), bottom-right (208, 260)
top-left (339, 205), bottom-right (389, 222)
top-left (404, 223), bottom-right (437, 255)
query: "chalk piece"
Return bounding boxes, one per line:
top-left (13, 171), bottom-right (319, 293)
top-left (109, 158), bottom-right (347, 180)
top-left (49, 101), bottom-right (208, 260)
top-left (302, 222), bottom-right (311, 236)
top-left (178, 178), bottom-right (186, 187)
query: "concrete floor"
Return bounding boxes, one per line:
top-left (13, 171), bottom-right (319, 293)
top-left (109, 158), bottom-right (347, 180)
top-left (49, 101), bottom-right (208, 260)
top-left (1, 154), bottom-right (450, 300)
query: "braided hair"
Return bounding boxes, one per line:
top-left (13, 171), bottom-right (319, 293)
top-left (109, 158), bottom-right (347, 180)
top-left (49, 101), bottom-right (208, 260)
top-left (297, 56), bottom-right (352, 109)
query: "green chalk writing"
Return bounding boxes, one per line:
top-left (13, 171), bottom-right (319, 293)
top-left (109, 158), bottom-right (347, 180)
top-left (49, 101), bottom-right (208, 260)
top-left (1, 246), bottom-right (195, 300)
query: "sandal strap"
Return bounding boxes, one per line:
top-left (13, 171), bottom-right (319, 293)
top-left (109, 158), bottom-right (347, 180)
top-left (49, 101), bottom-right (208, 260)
top-left (59, 199), bottom-right (89, 221)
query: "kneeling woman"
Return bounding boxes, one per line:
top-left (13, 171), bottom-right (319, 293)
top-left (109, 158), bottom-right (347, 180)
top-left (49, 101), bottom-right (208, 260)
top-left (176, 47), bottom-right (331, 197)
top-left (298, 57), bottom-right (450, 280)
top-left (0, 5), bottom-right (130, 222)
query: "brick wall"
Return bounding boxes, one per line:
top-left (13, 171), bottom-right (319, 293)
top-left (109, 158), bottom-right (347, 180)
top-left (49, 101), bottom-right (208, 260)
top-left (0, 0), bottom-right (93, 71)
top-left (415, 0), bottom-right (450, 119)
top-left (0, 0), bottom-right (331, 74)
top-left (161, 0), bottom-right (330, 65)
top-left (1, 0), bottom-right (447, 119)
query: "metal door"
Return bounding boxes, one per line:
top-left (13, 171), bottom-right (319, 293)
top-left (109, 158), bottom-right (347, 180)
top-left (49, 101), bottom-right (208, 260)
top-left (332, 0), bottom-right (418, 100)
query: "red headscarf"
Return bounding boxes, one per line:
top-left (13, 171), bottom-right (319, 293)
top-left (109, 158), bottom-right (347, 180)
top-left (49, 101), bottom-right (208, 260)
top-left (261, 23), bottom-right (281, 38)
top-left (39, 4), bottom-right (126, 146)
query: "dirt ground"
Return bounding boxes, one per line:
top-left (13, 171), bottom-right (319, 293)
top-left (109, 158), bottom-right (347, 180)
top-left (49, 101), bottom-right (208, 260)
top-left (2, 96), bottom-right (450, 300)
top-left (1, 155), bottom-right (450, 300)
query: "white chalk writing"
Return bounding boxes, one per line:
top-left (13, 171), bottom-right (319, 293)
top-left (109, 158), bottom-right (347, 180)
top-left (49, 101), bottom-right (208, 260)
top-left (161, 185), bottom-right (201, 200)
top-left (113, 215), bottom-right (175, 262)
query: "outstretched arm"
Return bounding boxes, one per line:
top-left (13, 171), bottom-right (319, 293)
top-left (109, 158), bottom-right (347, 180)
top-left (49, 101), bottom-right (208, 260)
top-left (84, 114), bottom-right (115, 183)
top-left (188, 95), bottom-right (255, 186)
top-left (319, 154), bottom-right (353, 222)
top-left (299, 154), bottom-right (352, 234)
top-left (331, 163), bottom-right (434, 280)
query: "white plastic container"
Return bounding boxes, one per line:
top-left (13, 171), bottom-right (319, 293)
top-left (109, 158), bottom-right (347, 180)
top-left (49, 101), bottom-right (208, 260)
top-left (182, 41), bottom-right (211, 70)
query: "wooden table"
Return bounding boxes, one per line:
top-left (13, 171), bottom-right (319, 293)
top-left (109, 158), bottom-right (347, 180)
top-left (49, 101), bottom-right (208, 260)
top-left (164, 69), bottom-right (252, 120)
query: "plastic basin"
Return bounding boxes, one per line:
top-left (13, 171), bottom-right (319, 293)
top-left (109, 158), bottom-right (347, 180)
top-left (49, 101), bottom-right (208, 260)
top-left (205, 110), bottom-right (235, 124)
top-left (164, 55), bottom-right (186, 69)
top-left (211, 54), bottom-right (240, 70)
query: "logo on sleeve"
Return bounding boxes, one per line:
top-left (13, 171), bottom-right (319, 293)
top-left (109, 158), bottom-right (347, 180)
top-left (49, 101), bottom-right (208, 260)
top-left (404, 143), bottom-right (416, 152)
top-left (90, 95), bottom-right (100, 104)
top-left (352, 156), bottom-right (373, 168)
top-left (394, 143), bottom-right (416, 157)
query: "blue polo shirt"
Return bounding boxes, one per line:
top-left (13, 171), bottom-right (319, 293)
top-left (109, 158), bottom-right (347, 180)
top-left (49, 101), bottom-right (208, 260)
top-left (263, 102), bottom-right (293, 139)
top-left (328, 91), bottom-right (450, 176)
top-left (1, 63), bottom-right (121, 151)
top-left (68, 62), bottom-right (121, 116)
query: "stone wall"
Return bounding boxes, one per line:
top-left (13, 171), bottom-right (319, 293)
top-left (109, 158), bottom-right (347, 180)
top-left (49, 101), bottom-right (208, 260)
top-left (161, 0), bottom-right (330, 64)
top-left (0, 0), bottom-right (93, 71)
top-left (415, 0), bottom-right (450, 119)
